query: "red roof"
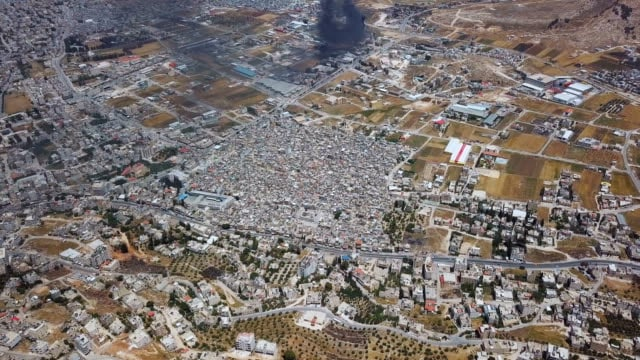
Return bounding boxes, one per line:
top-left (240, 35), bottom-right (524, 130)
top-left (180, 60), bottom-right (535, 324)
top-left (424, 300), bottom-right (436, 312)
top-left (454, 144), bottom-right (469, 163)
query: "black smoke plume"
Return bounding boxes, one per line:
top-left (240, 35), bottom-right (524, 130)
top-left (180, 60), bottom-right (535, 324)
top-left (317, 0), bottom-right (366, 53)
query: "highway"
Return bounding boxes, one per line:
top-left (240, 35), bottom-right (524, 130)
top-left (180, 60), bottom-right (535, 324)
top-left (231, 306), bottom-right (480, 347)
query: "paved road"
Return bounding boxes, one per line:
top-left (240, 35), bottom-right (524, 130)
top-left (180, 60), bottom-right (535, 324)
top-left (231, 306), bottom-right (480, 347)
top-left (108, 199), bottom-right (640, 271)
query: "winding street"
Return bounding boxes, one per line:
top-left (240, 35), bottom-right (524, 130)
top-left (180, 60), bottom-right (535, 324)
top-left (231, 306), bottom-right (481, 347)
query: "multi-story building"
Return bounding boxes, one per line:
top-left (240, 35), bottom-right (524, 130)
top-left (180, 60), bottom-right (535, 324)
top-left (74, 334), bottom-right (92, 355)
top-left (235, 332), bottom-right (256, 351)
top-left (298, 256), bottom-right (318, 278)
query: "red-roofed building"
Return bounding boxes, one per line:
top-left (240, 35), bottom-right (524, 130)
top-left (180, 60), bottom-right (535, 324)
top-left (424, 300), bottom-right (437, 313)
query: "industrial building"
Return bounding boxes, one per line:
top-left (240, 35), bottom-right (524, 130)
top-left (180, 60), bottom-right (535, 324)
top-left (445, 138), bottom-right (471, 165)
top-left (182, 190), bottom-right (234, 210)
top-left (257, 77), bottom-right (301, 96)
top-left (233, 65), bottom-right (256, 78)
top-left (523, 73), bottom-right (555, 92)
top-left (448, 103), bottom-right (491, 120)
top-left (553, 92), bottom-right (583, 106)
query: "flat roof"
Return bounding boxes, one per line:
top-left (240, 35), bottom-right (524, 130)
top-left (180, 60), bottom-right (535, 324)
top-left (483, 113), bottom-right (500, 126)
top-left (444, 138), bottom-right (462, 154)
top-left (450, 103), bottom-right (490, 118)
top-left (527, 73), bottom-right (555, 84)
top-left (257, 78), bottom-right (300, 96)
top-left (449, 143), bottom-right (471, 164)
top-left (553, 92), bottom-right (578, 102)
top-left (568, 82), bottom-right (592, 92)
top-left (522, 82), bottom-right (545, 92)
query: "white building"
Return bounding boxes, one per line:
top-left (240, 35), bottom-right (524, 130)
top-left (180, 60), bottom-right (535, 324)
top-left (255, 339), bottom-right (277, 355)
top-left (444, 138), bottom-right (471, 165)
top-left (235, 332), bottom-right (256, 351)
top-left (129, 329), bottom-right (152, 348)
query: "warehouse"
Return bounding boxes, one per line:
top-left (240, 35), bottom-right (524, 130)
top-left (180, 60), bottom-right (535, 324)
top-left (445, 138), bottom-right (471, 165)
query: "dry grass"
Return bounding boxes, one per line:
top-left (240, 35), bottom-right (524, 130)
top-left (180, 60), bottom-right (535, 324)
top-left (623, 209), bottom-right (640, 232)
top-left (444, 122), bottom-right (496, 144)
top-left (406, 305), bottom-right (458, 335)
top-left (573, 169), bottom-right (602, 210)
top-left (195, 79), bottom-right (266, 110)
top-left (556, 236), bottom-right (598, 259)
top-left (136, 85), bottom-right (164, 98)
top-left (24, 237), bottom-right (78, 256)
top-left (131, 42), bottom-right (164, 56)
top-left (3, 92), bottom-right (32, 114)
top-left (569, 268), bottom-right (593, 284)
top-left (21, 219), bottom-right (69, 236)
top-left (416, 138), bottom-right (451, 163)
top-left (477, 173), bottom-right (542, 201)
top-left (142, 112), bottom-right (176, 128)
top-left (525, 248), bottom-right (567, 263)
top-left (611, 172), bottom-right (639, 196)
top-left (107, 96), bottom-right (138, 108)
top-left (600, 277), bottom-right (640, 302)
top-left (32, 303), bottom-right (70, 325)
top-left (104, 339), bottom-right (171, 360)
top-left (494, 132), bottom-right (547, 153)
top-left (409, 227), bottom-right (450, 254)
top-left (506, 326), bottom-right (568, 347)
top-left (581, 93), bottom-right (626, 111)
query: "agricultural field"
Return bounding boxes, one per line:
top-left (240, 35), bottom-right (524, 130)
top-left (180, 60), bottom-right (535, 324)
top-left (504, 153), bottom-right (582, 180)
top-left (399, 110), bottom-right (428, 130)
top-left (610, 173), bottom-right (639, 196)
top-left (577, 125), bottom-right (626, 146)
top-left (624, 209), bottom-right (640, 232)
top-left (415, 138), bottom-right (450, 163)
top-left (543, 141), bottom-right (623, 168)
top-left (524, 248), bottom-right (567, 263)
top-left (168, 252), bottom-right (231, 283)
top-left (324, 103), bottom-right (364, 116)
top-left (596, 104), bottom-right (640, 130)
top-left (194, 79), bottom-right (266, 110)
top-left (443, 122), bottom-right (496, 144)
top-left (24, 237), bottom-right (78, 256)
top-left (506, 326), bottom-right (568, 347)
top-left (628, 141), bottom-right (640, 166)
top-left (493, 132), bottom-right (547, 153)
top-left (556, 236), bottom-right (598, 259)
top-left (135, 84), bottom-right (164, 98)
top-left (131, 41), bottom-right (164, 56)
top-left (205, 116), bottom-right (240, 133)
top-left (360, 106), bottom-right (408, 126)
top-left (142, 112), bottom-right (176, 128)
top-left (107, 96), bottom-right (138, 108)
top-left (3, 92), bottom-right (32, 115)
top-left (573, 169), bottom-right (602, 210)
top-left (514, 97), bottom-right (591, 120)
top-left (403, 135), bottom-right (429, 149)
top-left (581, 93), bottom-right (627, 112)
top-left (476, 173), bottom-right (542, 201)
